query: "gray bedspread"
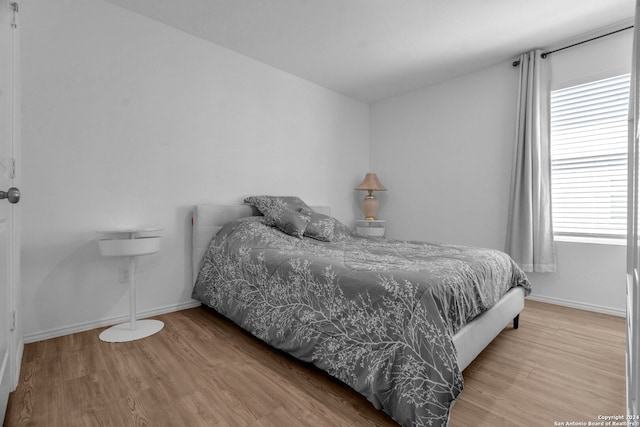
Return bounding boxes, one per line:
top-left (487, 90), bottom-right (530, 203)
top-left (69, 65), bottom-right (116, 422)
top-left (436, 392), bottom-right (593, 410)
top-left (192, 217), bottom-right (530, 426)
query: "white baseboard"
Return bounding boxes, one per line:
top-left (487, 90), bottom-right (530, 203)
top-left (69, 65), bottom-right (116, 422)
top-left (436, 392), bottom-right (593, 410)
top-left (23, 295), bottom-right (623, 343)
top-left (527, 294), bottom-right (625, 318)
top-left (12, 336), bottom-right (23, 390)
top-left (24, 300), bottom-right (201, 344)
top-left (0, 350), bottom-right (8, 423)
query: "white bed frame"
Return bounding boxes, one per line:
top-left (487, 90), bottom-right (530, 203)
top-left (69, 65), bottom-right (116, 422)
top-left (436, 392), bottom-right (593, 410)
top-left (192, 204), bottom-right (525, 371)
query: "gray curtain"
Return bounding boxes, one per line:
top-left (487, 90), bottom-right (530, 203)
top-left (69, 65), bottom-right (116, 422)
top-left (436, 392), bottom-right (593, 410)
top-left (506, 49), bottom-right (557, 273)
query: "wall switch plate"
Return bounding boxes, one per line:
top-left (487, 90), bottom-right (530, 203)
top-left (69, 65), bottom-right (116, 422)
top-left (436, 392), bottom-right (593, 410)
top-left (119, 268), bottom-right (129, 283)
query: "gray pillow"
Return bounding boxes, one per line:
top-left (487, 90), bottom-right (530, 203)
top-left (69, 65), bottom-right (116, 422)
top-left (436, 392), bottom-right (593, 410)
top-left (244, 196), bottom-right (311, 238)
top-left (299, 208), bottom-right (353, 242)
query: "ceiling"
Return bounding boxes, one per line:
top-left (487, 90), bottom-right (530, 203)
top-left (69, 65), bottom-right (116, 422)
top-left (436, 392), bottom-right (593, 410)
top-left (105, 0), bottom-right (635, 103)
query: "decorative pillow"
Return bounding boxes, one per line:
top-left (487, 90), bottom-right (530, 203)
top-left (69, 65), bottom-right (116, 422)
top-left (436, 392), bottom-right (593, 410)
top-left (299, 208), bottom-right (353, 242)
top-left (244, 196), bottom-right (312, 238)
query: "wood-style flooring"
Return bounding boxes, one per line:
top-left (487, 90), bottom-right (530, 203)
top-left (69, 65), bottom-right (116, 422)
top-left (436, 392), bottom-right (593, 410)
top-left (3, 300), bottom-right (626, 426)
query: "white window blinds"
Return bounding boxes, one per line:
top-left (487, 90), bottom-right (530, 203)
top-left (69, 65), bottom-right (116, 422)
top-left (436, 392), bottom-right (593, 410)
top-left (550, 74), bottom-right (630, 239)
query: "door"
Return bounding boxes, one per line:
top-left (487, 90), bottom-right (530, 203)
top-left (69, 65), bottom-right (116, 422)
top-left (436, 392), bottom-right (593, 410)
top-left (0, 0), bottom-right (18, 422)
top-left (628, 0), bottom-right (640, 418)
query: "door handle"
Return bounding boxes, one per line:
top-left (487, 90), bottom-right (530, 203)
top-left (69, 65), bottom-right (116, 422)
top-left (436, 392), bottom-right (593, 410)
top-left (0, 187), bottom-right (20, 203)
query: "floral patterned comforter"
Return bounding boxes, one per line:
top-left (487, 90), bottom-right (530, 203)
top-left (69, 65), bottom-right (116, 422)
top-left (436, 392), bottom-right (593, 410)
top-left (192, 217), bottom-right (530, 426)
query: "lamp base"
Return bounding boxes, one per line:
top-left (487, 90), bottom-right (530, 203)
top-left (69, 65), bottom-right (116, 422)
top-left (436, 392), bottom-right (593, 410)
top-left (361, 193), bottom-right (379, 221)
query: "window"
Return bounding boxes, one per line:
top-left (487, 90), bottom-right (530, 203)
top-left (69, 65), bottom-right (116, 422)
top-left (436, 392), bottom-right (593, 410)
top-left (550, 73), bottom-right (630, 241)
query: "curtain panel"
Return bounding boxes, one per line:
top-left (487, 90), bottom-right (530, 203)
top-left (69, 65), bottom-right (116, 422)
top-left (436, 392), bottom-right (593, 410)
top-left (506, 49), bottom-right (557, 273)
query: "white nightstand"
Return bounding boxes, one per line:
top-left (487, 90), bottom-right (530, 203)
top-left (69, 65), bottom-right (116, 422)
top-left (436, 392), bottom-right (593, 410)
top-left (355, 220), bottom-right (386, 238)
top-left (97, 228), bottom-right (164, 343)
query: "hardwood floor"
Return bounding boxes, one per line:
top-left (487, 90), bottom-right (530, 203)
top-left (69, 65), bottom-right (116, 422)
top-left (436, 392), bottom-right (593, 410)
top-left (3, 300), bottom-right (626, 426)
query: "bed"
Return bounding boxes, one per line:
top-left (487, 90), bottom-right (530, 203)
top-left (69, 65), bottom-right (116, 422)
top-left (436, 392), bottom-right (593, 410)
top-left (191, 201), bottom-right (530, 427)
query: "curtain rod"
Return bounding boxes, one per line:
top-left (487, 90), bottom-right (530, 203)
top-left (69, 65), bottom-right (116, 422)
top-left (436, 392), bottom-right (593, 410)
top-left (512, 25), bottom-right (634, 67)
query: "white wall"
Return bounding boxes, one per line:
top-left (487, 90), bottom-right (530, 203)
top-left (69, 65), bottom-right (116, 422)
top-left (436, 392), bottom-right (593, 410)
top-left (370, 30), bottom-right (632, 316)
top-left (21, 0), bottom-right (369, 340)
top-left (370, 61), bottom-right (519, 250)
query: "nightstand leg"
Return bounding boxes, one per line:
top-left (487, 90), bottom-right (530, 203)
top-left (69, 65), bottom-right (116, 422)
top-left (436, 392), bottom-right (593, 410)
top-left (128, 256), bottom-right (137, 330)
